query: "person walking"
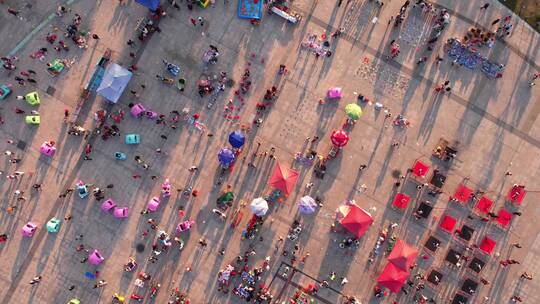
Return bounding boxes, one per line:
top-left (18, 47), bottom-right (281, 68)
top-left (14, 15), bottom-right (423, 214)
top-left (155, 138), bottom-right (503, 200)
top-left (480, 3), bottom-right (489, 10)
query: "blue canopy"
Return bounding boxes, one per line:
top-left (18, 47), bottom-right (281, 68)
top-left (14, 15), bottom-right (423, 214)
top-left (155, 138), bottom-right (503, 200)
top-left (96, 63), bottom-right (132, 103)
top-left (218, 148), bottom-right (235, 165)
top-left (228, 130), bottom-right (246, 148)
top-left (135, 0), bottom-right (160, 10)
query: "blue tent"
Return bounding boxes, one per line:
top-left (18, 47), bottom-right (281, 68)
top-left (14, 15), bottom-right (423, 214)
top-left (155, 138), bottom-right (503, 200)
top-left (135, 0), bottom-right (160, 10)
top-left (228, 131), bottom-right (246, 148)
top-left (96, 63), bottom-right (132, 104)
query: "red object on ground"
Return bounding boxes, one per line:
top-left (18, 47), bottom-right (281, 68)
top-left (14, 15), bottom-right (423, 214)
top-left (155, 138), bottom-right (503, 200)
top-left (377, 263), bottom-right (409, 293)
top-left (268, 163), bottom-right (299, 196)
top-left (475, 197), bottom-right (493, 214)
top-left (392, 193), bottom-right (410, 210)
top-left (439, 215), bottom-right (457, 233)
top-left (507, 186), bottom-right (526, 205)
top-left (339, 204), bottom-right (374, 238)
top-left (497, 209), bottom-right (512, 228)
top-left (452, 184), bottom-right (472, 203)
top-left (411, 160), bottom-right (429, 179)
top-left (387, 240), bottom-right (419, 270)
top-left (479, 236), bottom-right (496, 254)
top-left (330, 129), bottom-right (349, 148)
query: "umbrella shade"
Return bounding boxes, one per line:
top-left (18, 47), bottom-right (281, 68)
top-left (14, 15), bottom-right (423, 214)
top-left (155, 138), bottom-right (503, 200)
top-left (298, 196), bottom-right (317, 214)
top-left (217, 191), bottom-right (235, 204)
top-left (330, 129), bottom-right (349, 147)
top-left (377, 263), bottom-right (409, 293)
top-left (387, 240), bottom-right (419, 270)
top-left (345, 103), bottom-right (363, 120)
top-left (268, 163), bottom-right (299, 195)
top-left (250, 198), bottom-right (269, 216)
top-left (340, 204), bottom-right (373, 238)
top-left (228, 131), bottom-right (246, 148)
top-left (218, 148), bottom-right (236, 165)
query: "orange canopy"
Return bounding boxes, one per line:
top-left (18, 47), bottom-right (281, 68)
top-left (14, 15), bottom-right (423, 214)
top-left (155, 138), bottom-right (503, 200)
top-left (339, 204), bottom-right (373, 238)
top-left (387, 240), bottom-right (419, 270)
top-left (268, 163), bottom-right (299, 196)
top-left (377, 263), bottom-right (409, 293)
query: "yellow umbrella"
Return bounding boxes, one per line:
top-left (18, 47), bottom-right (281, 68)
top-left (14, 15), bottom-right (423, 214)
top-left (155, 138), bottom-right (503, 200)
top-left (345, 103), bottom-right (362, 120)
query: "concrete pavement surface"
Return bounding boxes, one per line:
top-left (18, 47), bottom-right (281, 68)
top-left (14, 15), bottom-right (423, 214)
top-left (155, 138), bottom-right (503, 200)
top-left (0, 0), bottom-right (539, 303)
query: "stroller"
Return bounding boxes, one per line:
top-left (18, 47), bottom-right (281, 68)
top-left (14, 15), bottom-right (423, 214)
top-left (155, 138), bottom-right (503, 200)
top-left (163, 60), bottom-right (180, 76)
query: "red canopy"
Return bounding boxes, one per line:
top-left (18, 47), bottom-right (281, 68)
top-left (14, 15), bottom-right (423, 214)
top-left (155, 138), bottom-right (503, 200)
top-left (377, 263), bottom-right (409, 293)
top-left (475, 197), bottom-right (493, 214)
top-left (440, 215), bottom-right (457, 233)
top-left (268, 163), bottom-right (299, 196)
top-left (507, 186), bottom-right (526, 205)
top-left (340, 204), bottom-right (373, 238)
top-left (497, 209), bottom-right (512, 228)
top-left (387, 240), bottom-right (419, 270)
top-left (412, 160), bottom-right (429, 178)
top-left (452, 184), bottom-right (472, 203)
top-left (330, 130), bottom-right (349, 148)
top-left (392, 193), bottom-right (410, 210)
top-left (479, 236), bottom-right (496, 255)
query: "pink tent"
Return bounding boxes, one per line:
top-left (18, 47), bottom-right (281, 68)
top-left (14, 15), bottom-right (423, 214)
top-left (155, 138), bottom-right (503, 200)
top-left (339, 204), bottom-right (374, 238)
top-left (387, 240), bottom-right (419, 270)
top-left (377, 263), bottom-right (409, 293)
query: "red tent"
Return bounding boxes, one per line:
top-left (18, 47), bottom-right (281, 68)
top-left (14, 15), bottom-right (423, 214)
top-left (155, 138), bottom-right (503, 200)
top-left (452, 184), bottom-right (472, 203)
top-left (475, 197), bottom-right (493, 214)
top-left (392, 193), bottom-right (410, 210)
top-left (377, 263), bottom-right (409, 293)
top-left (439, 215), bottom-right (457, 233)
top-left (387, 240), bottom-right (419, 270)
top-left (479, 236), bottom-right (496, 255)
top-left (497, 209), bottom-right (512, 228)
top-left (330, 130), bottom-right (349, 148)
top-left (268, 163), bottom-right (299, 196)
top-left (339, 204), bottom-right (373, 238)
top-left (412, 160), bottom-right (429, 178)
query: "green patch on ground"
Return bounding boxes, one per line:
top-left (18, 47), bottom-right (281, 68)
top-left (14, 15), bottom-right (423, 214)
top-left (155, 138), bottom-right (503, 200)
top-left (499, 0), bottom-right (540, 31)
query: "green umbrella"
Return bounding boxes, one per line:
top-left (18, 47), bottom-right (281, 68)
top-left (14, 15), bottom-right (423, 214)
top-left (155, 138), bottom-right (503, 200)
top-left (217, 191), bottom-right (234, 205)
top-left (345, 103), bottom-right (363, 120)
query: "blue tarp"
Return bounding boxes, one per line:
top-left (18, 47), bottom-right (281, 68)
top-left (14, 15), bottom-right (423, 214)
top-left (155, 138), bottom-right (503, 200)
top-left (96, 63), bottom-right (132, 103)
top-left (135, 0), bottom-right (160, 10)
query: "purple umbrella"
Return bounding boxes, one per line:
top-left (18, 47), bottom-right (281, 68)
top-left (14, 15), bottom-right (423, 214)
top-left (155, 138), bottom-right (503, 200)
top-left (218, 148), bottom-right (235, 165)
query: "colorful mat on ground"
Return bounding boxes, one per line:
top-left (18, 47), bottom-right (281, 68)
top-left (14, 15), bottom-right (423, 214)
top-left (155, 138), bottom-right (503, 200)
top-left (237, 0), bottom-right (263, 19)
top-left (444, 38), bottom-right (503, 79)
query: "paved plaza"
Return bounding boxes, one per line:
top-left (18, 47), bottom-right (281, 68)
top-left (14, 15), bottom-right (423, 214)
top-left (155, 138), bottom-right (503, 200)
top-left (0, 0), bottom-right (540, 303)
